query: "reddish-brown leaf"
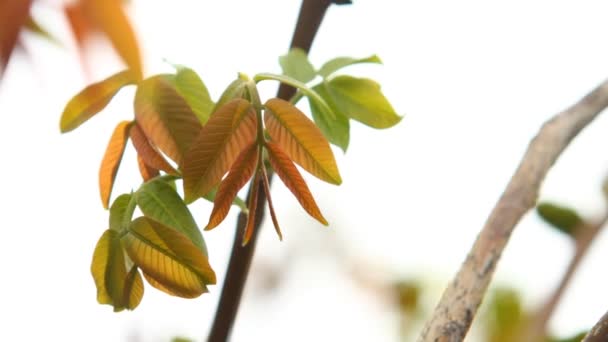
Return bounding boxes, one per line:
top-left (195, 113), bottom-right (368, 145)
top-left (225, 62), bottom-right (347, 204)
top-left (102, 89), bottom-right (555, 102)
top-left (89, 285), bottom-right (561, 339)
top-left (99, 121), bottom-right (131, 208)
top-left (265, 141), bottom-right (328, 225)
top-left (129, 122), bottom-right (177, 175)
top-left (134, 76), bottom-right (202, 164)
top-left (64, 3), bottom-right (90, 47)
top-left (0, 0), bottom-right (32, 76)
top-left (243, 170), bottom-right (260, 246)
top-left (264, 98), bottom-right (341, 185)
top-left (182, 98), bottom-right (257, 203)
top-left (206, 144), bottom-right (259, 230)
top-left (261, 163), bottom-right (283, 240)
top-left (137, 154), bottom-right (159, 181)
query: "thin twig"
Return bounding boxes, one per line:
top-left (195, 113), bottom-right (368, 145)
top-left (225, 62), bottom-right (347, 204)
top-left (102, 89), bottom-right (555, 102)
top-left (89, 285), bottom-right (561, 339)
top-left (207, 1), bottom-right (350, 341)
top-left (417, 79), bottom-right (608, 342)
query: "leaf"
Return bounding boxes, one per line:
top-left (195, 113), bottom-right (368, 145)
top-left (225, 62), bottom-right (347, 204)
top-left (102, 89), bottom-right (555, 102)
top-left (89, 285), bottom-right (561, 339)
top-left (109, 193), bottom-right (135, 232)
top-left (309, 83), bottom-right (350, 151)
top-left (134, 75), bottom-right (202, 164)
top-left (169, 66), bottom-right (214, 124)
top-left (264, 98), bottom-right (341, 185)
top-left (122, 217), bottom-right (216, 298)
top-left (537, 202), bottom-right (583, 237)
top-left (261, 164), bottom-right (283, 240)
top-left (81, 0), bottom-right (143, 79)
top-left (0, 0), bottom-right (32, 76)
top-left (265, 141), bottom-right (327, 225)
top-left (326, 75), bottom-right (402, 129)
top-left (206, 144), bottom-right (259, 230)
top-left (202, 187), bottom-right (248, 214)
top-left (135, 178), bottom-right (207, 254)
top-left (182, 98), bottom-right (257, 203)
top-left (243, 170), bottom-right (260, 246)
top-left (317, 54), bottom-right (382, 78)
top-left (129, 121), bottom-right (177, 175)
top-left (137, 154), bottom-right (160, 181)
top-left (213, 76), bottom-right (248, 113)
top-left (24, 14), bottom-right (59, 45)
top-left (279, 48), bottom-right (316, 83)
top-left (60, 70), bottom-right (137, 133)
top-left (99, 121), bottom-right (131, 209)
top-left (91, 229), bottom-right (130, 311)
top-left (123, 266), bottom-right (144, 310)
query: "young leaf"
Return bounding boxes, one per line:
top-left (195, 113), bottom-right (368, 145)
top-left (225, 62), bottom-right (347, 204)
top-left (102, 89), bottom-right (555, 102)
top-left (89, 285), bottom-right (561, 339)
top-left (137, 154), bottom-right (160, 181)
top-left (60, 70), bottom-right (137, 133)
top-left (279, 48), bottom-right (316, 83)
top-left (261, 163), bottom-right (283, 240)
top-left (135, 178), bottom-right (207, 254)
top-left (264, 98), bottom-right (341, 185)
top-left (123, 266), bottom-right (144, 310)
top-left (182, 98), bottom-right (257, 203)
top-left (213, 76), bottom-right (248, 113)
top-left (99, 121), bottom-right (131, 209)
top-left (326, 75), bottom-right (402, 129)
top-left (81, 0), bottom-right (143, 79)
top-left (134, 75), bottom-right (202, 164)
top-left (536, 202), bottom-right (583, 237)
top-left (317, 54), bottom-right (382, 78)
top-left (309, 83), bottom-right (350, 151)
top-left (122, 217), bottom-right (216, 298)
top-left (243, 170), bottom-right (261, 246)
top-left (109, 193), bottom-right (134, 232)
top-left (265, 141), bottom-right (328, 225)
top-left (169, 66), bottom-right (214, 124)
top-left (206, 144), bottom-right (259, 230)
top-left (129, 122), bottom-right (177, 175)
top-left (0, 0), bottom-right (32, 76)
top-left (91, 229), bottom-right (130, 311)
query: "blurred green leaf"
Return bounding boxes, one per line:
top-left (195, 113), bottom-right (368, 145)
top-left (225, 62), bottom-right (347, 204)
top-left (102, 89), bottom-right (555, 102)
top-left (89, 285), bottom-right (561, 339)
top-left (537, 202), bottom-right (583, 237)
top-left (318, 54), bottom-right (382, 78)
top-left (279, 48), bottom-right (316, 83)
top-left (310, 83), bottom-right (350, 151)
top-left (393, 280), bottom-right (420, 314)
top-left (171, 337), bottom-right (194, 342)
top-left (109, 193), bottom-right (134, 232)
top-left (24, 15), bottom-right (59, 45)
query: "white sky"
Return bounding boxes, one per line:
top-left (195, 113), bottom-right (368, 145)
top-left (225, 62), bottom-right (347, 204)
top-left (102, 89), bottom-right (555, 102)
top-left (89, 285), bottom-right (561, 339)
top-left (2, 1), bottom-right (608, 341)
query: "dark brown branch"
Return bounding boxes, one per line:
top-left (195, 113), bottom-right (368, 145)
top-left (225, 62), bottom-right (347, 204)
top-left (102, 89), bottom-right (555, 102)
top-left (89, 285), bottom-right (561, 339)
top-left (207, 1), bottom-right (349, 341)
top-left (584, 309), bottom-right (608, 342)
top-left (417, 79), bottom-right (608, 342)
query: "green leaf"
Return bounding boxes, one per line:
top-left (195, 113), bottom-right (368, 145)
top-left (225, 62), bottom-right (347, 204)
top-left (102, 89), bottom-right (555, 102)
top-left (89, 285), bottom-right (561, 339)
top-left (212, 76), bottom-right (248, 114)
top-left (135, 178), bottom-right (206, 254)
top-left (279, 48), bottom-right (316, 83)
top-left (91, 229), bottom-right (131, 311)
top-left (310, 83), bottom-right (350, 151)
top-left (167, 66), bottom-right (214, 124)
top-left (122, 217), bottom-right (216, 298)
top-left (326, 75), bottom-right (401, 129)
top-left (537, 202), bottom-right (583, 237)
top-left (318, 54), bottom-right (382, 78)
top-left (60, 70), bottom-right (137, 133)
top-left (122, 265), bottom-right (144, 310)
top-left (109, 193), bottom-right (135, 232)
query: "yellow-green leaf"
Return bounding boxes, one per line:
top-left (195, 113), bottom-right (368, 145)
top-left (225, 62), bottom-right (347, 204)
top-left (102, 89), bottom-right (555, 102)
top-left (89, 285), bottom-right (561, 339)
top-left (81, 0), bottom-right (143, 79)
top-left (326, 75), bottom-right (402, 129)
top-left (212, 76), bottom-right (248, 113)
top-left (182, 98), bottom-right (257, 203)
top-left (264, 98), bottom-right (341, 185)
top-left (122, 217), bottom-right (216, 298)
top-left (135, 178), bottom-right (207, 254)
top-left (266, 141), bottom-right (327, 225)
top-left (134, 75), bottom-right (202, 164)
top-left (123, 266), bottom-right (144, 310)
top-left (129, 121), bottom-right (177, 175)
top-left (109, 193), bottom-right (134, 232)
top-left (60, 70), bottom-right (137, 133)
top-left (206, 144), bottom-right (259, 230)
top-left (170, 66), bottom-right (214, 124)
top-left (99, 121), bottom-right (131, 209)
top-left (317, 54), bottom-right (382, 78)
top-left (91, 229), bottom-right (130, 311)
top-left (279, 48), bottom-right (316, 83)
top-left (310, 83), bottom-right (350, 151)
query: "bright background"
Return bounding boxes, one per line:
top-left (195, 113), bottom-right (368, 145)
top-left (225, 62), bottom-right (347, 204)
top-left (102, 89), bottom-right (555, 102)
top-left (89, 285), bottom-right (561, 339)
top-left (2, 1), bottom-right (608, 341)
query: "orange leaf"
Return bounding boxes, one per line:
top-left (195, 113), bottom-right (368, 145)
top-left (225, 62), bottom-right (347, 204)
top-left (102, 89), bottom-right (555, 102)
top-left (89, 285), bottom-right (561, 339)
top-left (64, 3), bottom-right (91, 47)
top-left (182, 99), bottom-right (257, 203)
top-left (206, 144), bottom-right (259, 230)
top-left (243, 170), bottom-right (260, 246)
top-left (129, 122), bottom-right (177, 175)
top-left (137, 154), bottom-right (159, 181)
top-left (0, 0), bottom-right (32, 76)
top-left (99, 121), bottom-right (131, 209)
top-left (81, 0), bottom-right (143, 79)
top-left (134, 76), bottom-right (202, 164)
top-left (264, 98), bottom-right (341, 185)
top-left (265, 141), bottom-right (328, 225)
top-left (261, 163), bottom-right (283, 240)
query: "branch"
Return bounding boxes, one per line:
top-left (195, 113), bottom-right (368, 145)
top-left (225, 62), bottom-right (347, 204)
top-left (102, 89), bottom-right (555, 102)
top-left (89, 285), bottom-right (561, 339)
top-left (417, 79), bottom-right (608, 342)
top-left (584, 309), bottom-right (608, 342)
top-left (207, 1), bottom-right (350, 341)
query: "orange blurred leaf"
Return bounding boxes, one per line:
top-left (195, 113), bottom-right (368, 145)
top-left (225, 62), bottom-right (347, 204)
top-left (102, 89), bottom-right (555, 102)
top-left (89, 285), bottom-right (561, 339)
top-left (134, 75), bottom-right (202, 164)
top-left (182, 98), bottom-right (257, 203)
top-left (206, 144), bottom-right (259, 230)
top-left (264, 98), bottom-right (341, 185)
top-left (99, 121), bottom-right (131, 209)
top-left (266, 141), bottom-right (328, 225)
top-left (129, 122), bottom-right (177, 175)
top-left (0, 0), bottom-right (32, 76)
top-left (80, 0), bottom-right (143, 79)
top-left (60, 70), bottom-right (138, 132)
top-left (243, 170), bottom-right (260, 246)
top-left (137, 154), bottom-right (159, 181)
